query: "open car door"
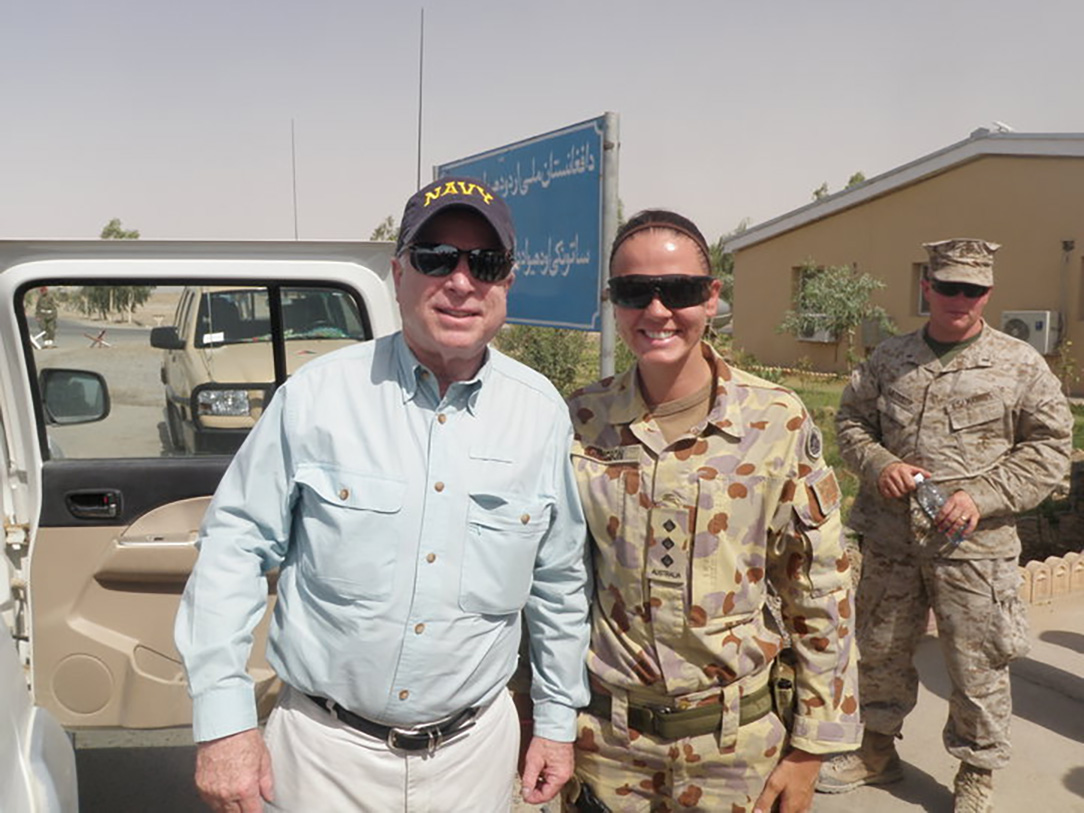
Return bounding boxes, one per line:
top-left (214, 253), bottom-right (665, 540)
top-left (0, 240), bottom-right (398, 732)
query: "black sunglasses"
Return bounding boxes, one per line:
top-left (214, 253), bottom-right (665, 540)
top-left (408, 243), bottom-right (514, 283)
top-left (928, 279), bottom-right (989, 299)
top-left (608, 274), bottom-right (714, 310)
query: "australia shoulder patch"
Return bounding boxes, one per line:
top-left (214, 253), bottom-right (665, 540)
top-left (806, 426), bottom-right (824, 460)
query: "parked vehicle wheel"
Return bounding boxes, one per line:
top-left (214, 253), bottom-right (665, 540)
top-left (165, 403), bottom-right (185, 452)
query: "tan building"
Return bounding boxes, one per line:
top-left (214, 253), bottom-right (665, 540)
top-left (726, 129), bottom-right (1084, 389)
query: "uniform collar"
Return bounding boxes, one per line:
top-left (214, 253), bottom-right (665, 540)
top-left (908, 321), bottom-right (995, 370)
top-left (606, 343), bottom-right (746, 442)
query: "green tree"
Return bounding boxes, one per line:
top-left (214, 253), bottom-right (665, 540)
top-left (778, 261), bottom-right (895, 360)
top-left (845, 171), bottom-right (867, 188)
top-left (92, 218), bottom-right (152, 322)
top-left (494, 325), bottom-right (591, 398)
top-left (709, 218), bottom-right (749, 304)
top-left (370, 216), bottom-right (399, 243)
top-left (813, 171), bottom-right (866, 201)
top-left (100, 218), bottom-right (140, 240)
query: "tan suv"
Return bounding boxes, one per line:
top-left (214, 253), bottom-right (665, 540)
top-left (151, 285), bottom-right (371, 454)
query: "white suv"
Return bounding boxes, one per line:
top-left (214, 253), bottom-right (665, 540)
top-left (152, 285), bottom-right (372, 454)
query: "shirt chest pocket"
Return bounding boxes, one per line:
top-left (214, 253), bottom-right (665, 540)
top-left (294, 464), bottom-right (404, 601)
top-left (460, 494), bottom-right (551, 616)
top-left (689, 475), bottom-right (768, 632)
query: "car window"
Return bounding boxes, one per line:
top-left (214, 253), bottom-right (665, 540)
top-left (22, 283), bottom-right (372, 460)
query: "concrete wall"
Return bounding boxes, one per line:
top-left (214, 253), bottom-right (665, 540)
top-left (731, 155), bottom-right (1084, 384)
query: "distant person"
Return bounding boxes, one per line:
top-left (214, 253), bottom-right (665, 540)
top-left (566, 209), bottom-right (860, 812)
top-left (818, 239), bottom-right (1072, 812)
top-left (175, 177), bottom-right (590, 812)
top-left (35, 286), bottom-right (58, 348)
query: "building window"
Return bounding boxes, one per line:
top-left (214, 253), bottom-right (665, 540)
top-left (915, 262), bottom-right (930, 316)
top-left (791, 265), bottom-right (835, 343)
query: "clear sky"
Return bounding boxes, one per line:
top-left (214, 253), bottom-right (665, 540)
top-left (2, 0), bottom-right (1082, 244)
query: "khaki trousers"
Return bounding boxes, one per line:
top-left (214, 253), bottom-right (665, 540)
top-left (856, 546), bottom-right (1028, 769)
top-left (265, 686), bottom-right (519, 812)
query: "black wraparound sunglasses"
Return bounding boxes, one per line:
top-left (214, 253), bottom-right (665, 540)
top-left (928, 279), bottom-right (990, 299)
top-left (608, 274), bottom-right (714, 310)
top-left (408, 243), bottom-right (515, 283)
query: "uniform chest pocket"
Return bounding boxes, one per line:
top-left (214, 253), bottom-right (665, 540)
top-left (459, 493), bottom-right (551, 615)
top-left (948, 398), bottom-right (1003, 432)
top-left (948, 397), bottom-right (1007, 466)
top-left (570, 452), bottom-right (643, 551)
top-left (877, 394), bottom-right (914, 427)
top-left (294, 464), bottom-right (404, 601)
top-left (689, 475), bottom-right (768, 632)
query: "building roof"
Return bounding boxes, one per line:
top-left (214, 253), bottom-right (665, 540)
top-left (726, 130), bottom-right (1084, 252)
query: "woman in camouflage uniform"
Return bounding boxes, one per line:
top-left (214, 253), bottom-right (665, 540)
top-left (565, 210), bottom-right (861, 812)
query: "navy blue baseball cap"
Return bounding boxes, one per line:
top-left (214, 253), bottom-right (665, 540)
top-left (395, 177), bottom-right (515, 254)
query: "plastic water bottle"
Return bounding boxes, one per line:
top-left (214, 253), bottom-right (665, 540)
top-left (913, 473), bottom-right (964, 545)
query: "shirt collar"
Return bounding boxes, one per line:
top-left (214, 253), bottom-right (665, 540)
top-left (392, 332), bottom-right (487, 411)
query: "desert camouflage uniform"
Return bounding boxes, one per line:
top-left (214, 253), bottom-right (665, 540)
top-left (567, 344), bottom-right (861, 811)
top-left (837, 322), bottom-right (1071, 769)
top-left (35, 289), bottom-right (58, 344)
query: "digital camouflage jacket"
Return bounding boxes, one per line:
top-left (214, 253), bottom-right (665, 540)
top-left (838, 323), bottom-right (1072, 559)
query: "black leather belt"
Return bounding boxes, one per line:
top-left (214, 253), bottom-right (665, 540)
top-left (306, 694), bottom-right (479, 753)
top-left (585, 682), bottom-right (772, 740)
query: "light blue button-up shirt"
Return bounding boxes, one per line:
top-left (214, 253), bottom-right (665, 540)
top-left (175, 333), bottom-right (590, 742)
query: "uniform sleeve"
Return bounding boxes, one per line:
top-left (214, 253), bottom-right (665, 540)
top-left (523, 415), bottom-right (591, 741)
top-left (767, 414), bottom-right (862, 754)
top-left (836, 355), bottom-right (901, 488)
top-left (173, 385), bottom-right (296, 742)
top-left (962, 361), bottom-right (1072, 517)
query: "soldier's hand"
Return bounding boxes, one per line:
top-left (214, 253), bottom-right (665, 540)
top-left (753, 747), bottom-right (821, 813)
top-left (194, 728), bottom-right (274, 813)
top-left (877, 462), bottom-right (930, 500)
top-left (936, 490), bottom-right (979, 538)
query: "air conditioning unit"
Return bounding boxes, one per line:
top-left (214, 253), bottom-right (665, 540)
top-left (798, 313), bottom-right (836, 343)
top-left (1000, 310), bottom-right (1061, 354)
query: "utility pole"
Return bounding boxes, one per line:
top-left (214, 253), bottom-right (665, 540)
top-left (415, 8), bottom-right (425, 189)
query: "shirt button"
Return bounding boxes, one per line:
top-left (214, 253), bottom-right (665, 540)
top-left (520, 513), bottom-right (530, 524)
top-left (414, 623), bottom-right (425, 635)
top-left (426, 553), bottom-right (436, 563)
top-left (399, 689), bottom-right (409, 701)
top-left (437, 413), bottom-right (447, 424)
top-left (434, 482), bottom-right (445, 492)
top-left (338, 488), bottom-right (349, 500)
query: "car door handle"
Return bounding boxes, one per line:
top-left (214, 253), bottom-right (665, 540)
top-left (66, 490), bottom-right (122, 520)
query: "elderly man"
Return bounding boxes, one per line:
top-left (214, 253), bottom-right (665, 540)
top-left (175, 177), bottom-right (590, 812)
top-left (817, 239), bottom-right (1072, 812)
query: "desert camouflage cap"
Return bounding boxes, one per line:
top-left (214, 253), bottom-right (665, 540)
top-left (923, 238), bottom-right (1000, 286)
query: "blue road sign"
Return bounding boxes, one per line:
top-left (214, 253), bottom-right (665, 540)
top-left (437, 116), bottom-right (605, 330)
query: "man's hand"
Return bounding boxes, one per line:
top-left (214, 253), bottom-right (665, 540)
top-left (520, 736), bottom-right (574, 804)
top-left (877, 462), bottom-right (930, 499)
top-left (194, 728), bottom-right (274, 813)
top-left (752, 748), bottom-right (822, 813)
top-left (936, 489), bottom-right (979, 538)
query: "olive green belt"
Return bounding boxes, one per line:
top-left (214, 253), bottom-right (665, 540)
top-left (585, 682), bottom-right (773, 740)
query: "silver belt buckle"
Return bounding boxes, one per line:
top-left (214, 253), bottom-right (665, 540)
top-left (387, 724), bottom-right (443, 755)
